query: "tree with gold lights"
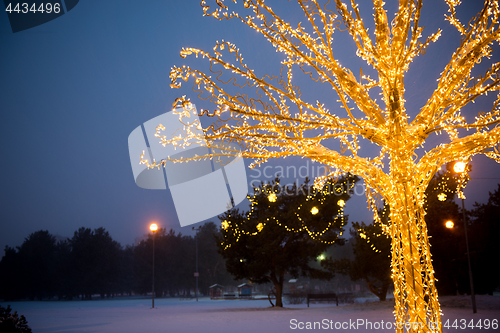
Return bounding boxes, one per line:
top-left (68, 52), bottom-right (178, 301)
top-left (215, 176), bottom-right (355, 307)
top-left (141, 0), bottom-right (500, 331)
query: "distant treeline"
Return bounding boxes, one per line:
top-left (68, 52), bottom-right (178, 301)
top-left (0, 222), bottom-right (236, 301)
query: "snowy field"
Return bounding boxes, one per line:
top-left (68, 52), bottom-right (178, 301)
top-left (2, 295), bottom-right (499, 333)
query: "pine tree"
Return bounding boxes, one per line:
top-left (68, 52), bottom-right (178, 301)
top-left (216, 176), bottom-right (356, 307)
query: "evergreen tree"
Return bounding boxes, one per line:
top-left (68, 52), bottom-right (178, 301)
top-left (470, 184), bottom-right (500, 294)
top-left (69, 227), bottom-right (122, 299)
top-left (0, 305), bottom-right (32, 333)
top-left (0, 246), bottom-right (22, 301)
top-left (53, 239), bottom-right (77, 300)
top-left (216, 176), bottom-right (356, 307)
top-left (16, 230), bottom-right (58, 300)
top-left (196, 222), bottom-right (235, 296)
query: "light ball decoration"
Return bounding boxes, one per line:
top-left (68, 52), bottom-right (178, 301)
top-left (337, 199), bottom-right (345, 207)
top-left (310, 206), bottom-right (319, 215)
top-left (267, 193), bottom-right (277, 203)
top-left (138, 0), bottom-right (500, 331)
top-left (256, 223), bottom-right (264, 232)
top-left (221, 220), bottom-right (229, 230)
top-left (445, 221), bottom-right (454, 229)
top-left (437, 193), bottom-right (447, 201)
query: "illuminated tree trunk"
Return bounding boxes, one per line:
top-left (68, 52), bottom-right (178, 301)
top-left (388, 173), bottom-right (441, 332)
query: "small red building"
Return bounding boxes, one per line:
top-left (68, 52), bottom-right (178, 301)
top-left (209, 284), bottom-right (224, 299)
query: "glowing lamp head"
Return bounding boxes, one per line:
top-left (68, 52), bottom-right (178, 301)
top-left (310, 206), bottom-right (319, 215)
top-left (453, 161), bottom-right (467, 174)
top-left (268, 193), bottom-right (277, 203)
top-left (150, 223), bottom-right (158, 232)
top-left (317, 254), bottom-right (325, 261)
top-left (445, 221), bottom-right (454, 229)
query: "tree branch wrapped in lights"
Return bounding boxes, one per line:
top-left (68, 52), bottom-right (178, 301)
top-left (140, 0), bottom-right (500, 331)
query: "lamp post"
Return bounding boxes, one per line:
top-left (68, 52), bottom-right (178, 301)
top-left (192, 226), bottom-right (201, 301)
top-left (453, 161), bottom-right (477, 314)
top-left (150, 223), bottom-right (158, 309)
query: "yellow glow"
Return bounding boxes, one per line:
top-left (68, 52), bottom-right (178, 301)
top-left (317, 254), bottom-right (325, 261)
top-left (268, 193), bottom-right (277, 203)
top-left (256, 223), bottom-right (264, 232)
top-left (337, 199), bottom-right (345, 207)
top-left (445, 221), bottom-right (454, 229)
top-left (310, 206), bottom-right (319, 215)
top-left (139, 0), bottom-right (500, 330)
top-left (221, 220), bottom-right (229, 230)
top-left (454, 161), bottom-right (467, 174)
top-left (150, 223), bottom-right (158, 232)
top-left (437, 193), bottom-right (447, 201)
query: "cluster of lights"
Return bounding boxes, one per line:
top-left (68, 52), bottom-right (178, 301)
top-left (429, 161), bottom-right (470, 206)
top-left (220, 176), bottom-right (353, 250)
top-left (138, 0), bottom-right (500, 330)
top-left (357, 227), bottom-right (390, 255)
top-left (355, 204), bottom-right (391, 256)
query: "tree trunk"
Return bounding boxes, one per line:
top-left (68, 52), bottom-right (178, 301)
top-left (388, 178), bottom-right (442, 332)
top-left (268, 273), bottom-right (285, 307)
top-left (274, 281), bottom-right (284, 307)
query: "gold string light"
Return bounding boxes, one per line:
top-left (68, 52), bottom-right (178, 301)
top-left (219, 176), bottom-right (354, 251)
top-left (140, 1), bottom-right (500, 331)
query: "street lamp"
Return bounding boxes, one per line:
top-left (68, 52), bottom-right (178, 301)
top-left (192, 226), bottom-right (201, 301)
top-left (445, 220), bottom-right (454, 229)
top-left (150, 223), bottom-right (158, 309)
top-left (453, 161), bottom-right (477, 313)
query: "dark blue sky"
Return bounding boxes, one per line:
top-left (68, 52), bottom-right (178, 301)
top-left (1, 0), bottom-right (499, 252)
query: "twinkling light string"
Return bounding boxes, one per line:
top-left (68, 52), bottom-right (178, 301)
top-left (219, 177), bottom-right (354, 249)
top-left (139, 1), bottom-right (500, 331)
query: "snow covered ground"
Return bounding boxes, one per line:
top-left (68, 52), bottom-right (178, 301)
top-left (2, 295), bottom-right (499, 332)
